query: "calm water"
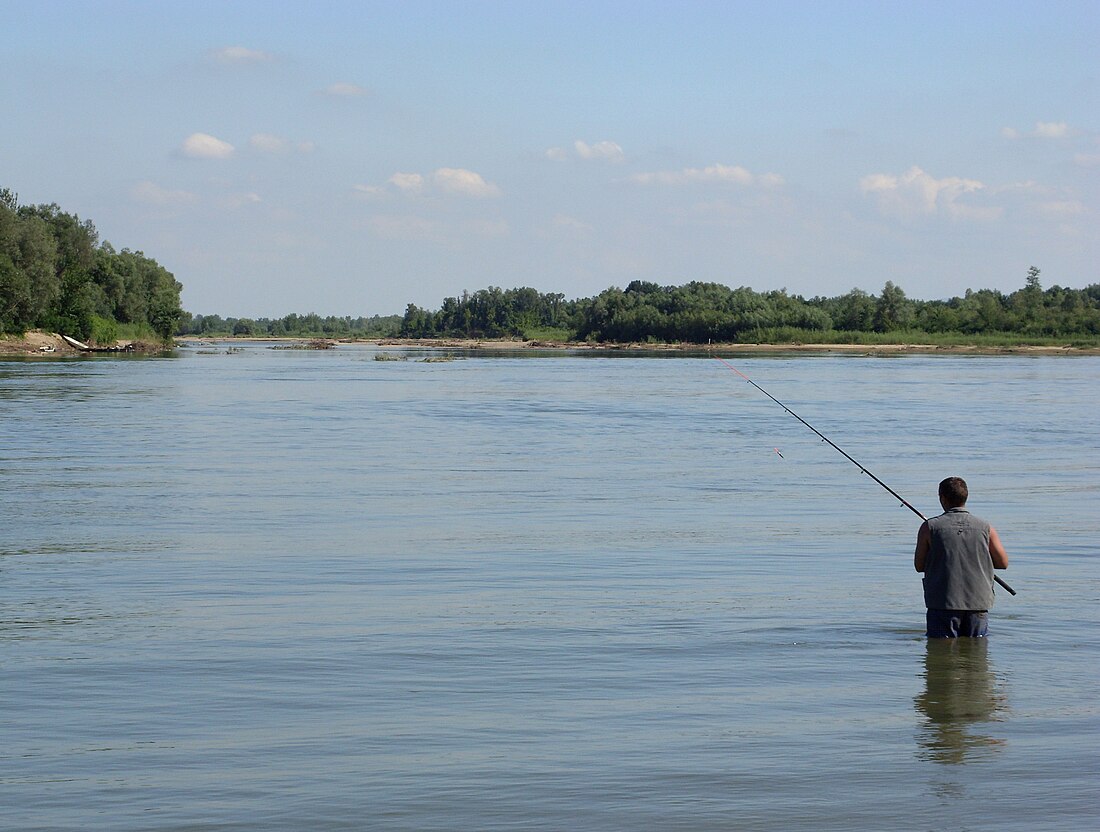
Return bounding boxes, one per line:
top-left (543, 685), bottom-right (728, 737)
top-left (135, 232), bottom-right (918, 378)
top-left (2, 345), bottom-right (1098, 831)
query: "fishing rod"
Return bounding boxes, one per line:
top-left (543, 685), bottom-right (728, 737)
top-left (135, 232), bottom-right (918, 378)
top-left (713, 355), bottom-right (1016, 596)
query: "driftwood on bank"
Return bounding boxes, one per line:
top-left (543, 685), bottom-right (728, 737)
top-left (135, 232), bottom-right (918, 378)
top-left (61, 335), bottom-right (140, 353)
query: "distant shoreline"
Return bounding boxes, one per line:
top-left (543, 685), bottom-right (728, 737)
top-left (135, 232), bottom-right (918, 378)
top-left (175, 336), bottom-right (1100, 356)
top-left (5, 331), bottom-right (1098, 357)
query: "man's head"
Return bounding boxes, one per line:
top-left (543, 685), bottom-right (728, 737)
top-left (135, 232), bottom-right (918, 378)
top-left (938, 476), bottom-right (968, 508)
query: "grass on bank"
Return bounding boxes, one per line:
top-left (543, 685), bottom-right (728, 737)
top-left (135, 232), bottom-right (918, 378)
top-left (89, 316), bottom-right (163, 346)
top-left (728, 327), bottom-right (1100, 348)
top-left (522, 326), bottom-right (575, 342)
top-left (514, 325), bottom-right (1099, 349)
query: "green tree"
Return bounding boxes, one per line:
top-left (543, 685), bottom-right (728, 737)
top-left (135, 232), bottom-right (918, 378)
top-left (0, 252), bottom-right (31, 332)
top-left (5, 214), bottom-right (59, 328)
top-left (400, 303), bottom-right (434, 337)
top-left (149, 286), bottom-right (183, 339)
top-left (1025, 266), bottom-right (1041, 291)
top-left (834, 288), bottom-right (876, 331)
top-left (873, 281), bottom-right (913, 332)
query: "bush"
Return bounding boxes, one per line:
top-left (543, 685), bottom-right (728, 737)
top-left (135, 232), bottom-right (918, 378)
top-left (89, 314), bottom-right (119, 347)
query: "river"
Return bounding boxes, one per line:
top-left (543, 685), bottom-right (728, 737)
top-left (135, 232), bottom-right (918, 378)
top-left (2, 344), bottom-right (1097, 831)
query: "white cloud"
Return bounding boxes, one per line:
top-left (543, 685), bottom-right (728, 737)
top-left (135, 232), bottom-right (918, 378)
top-left (629, 163), bottom-right (783, 187)
top-left (389, 172), bottom-right (425, 192)
top-left (1003, 121), bottom-right (1072, 139)
top-left (994, 179), bottom-right (1048, 196)
top-left (353, 184), bottom-right (388, 199)
top-left (574, 140), bottom-right (625, 162)
top-left (131, 180), bottom-right (198, 206)
top-left (545, 140), bottom-right (625, 162)
top-left (358, 168), bottom-right (501, 199)
top-left (249, 133), bottom-right (290, 154)
top-left (860, 165), bottom-right (996, 220)
top-left (249, 133), bottom-right (313, 155)
top-left (210, 45), bottom-right (274, 64)
top-left (1074, 152), bottom-right (1100, 167)
top-left (181, 132), bottom-right (234, 160)
top-left (1034, 121), bottom-right (1070, 138)
top-left (433, 168), bottom-right (501, 198)
top-left (322, 82), bottom-right (369, 97)
top-left (552, 213), bottom-right (593, 233)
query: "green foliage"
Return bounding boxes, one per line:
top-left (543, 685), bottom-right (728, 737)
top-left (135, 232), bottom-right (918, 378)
top-left (0, 187), bottom-right (183, 341)
top-left (0, 252), bottom-right (31, 333)
top-left (873, 281), bottom-right (912, 332)
top-left (179, 311), bottom-right (403, 339)
top-left (232, 318), bottom-right (257, 336)
top-left (89, 314), bottom-right (119, 346)
top-left (523, 326), bottom-right (573, 342)
top-left (114, 321), bottom-right (158, 340)
top-left (7, 190), bottom-right (1094, 352)
top-left (400, 287), bottom-right (571, 339)
top-left (397, 269), bottom-right (1100, 346)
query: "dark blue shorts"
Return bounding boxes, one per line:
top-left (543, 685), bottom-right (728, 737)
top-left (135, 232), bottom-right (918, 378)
top-left (926, 609), bottom-right (989, 638)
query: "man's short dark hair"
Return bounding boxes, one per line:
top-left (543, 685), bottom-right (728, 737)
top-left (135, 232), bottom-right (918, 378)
top-left (939, 476), bottom-right (968, 506)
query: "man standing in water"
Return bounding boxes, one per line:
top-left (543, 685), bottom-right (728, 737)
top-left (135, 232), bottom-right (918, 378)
top-left (914, 477), bottom-right (1010, 638)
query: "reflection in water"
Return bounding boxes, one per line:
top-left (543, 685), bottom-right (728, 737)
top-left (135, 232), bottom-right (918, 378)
top-left (914, 638), bottom-right (1008, 765)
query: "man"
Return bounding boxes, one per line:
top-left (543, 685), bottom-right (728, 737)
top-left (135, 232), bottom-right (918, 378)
top-left (914, 477), bottom-right (1010, 638)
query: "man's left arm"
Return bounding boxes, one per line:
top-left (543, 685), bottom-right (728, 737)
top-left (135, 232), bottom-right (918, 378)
top-left (988, 526), bottom-right (1009, 569)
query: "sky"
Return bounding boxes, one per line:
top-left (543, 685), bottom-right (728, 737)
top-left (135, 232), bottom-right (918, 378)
top-left (2, 1), bottom-right (1097, 317)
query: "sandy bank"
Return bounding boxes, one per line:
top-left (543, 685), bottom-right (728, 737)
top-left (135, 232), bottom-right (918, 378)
top-left (369, 338), bottom-right (1100, 356)
top-left (0, 330), bottom-right (167, 356)
top-left (167, 335), bottom-right (1100, 356)
top-left (0, 331), bottom-right (82, 356)
top-left (7, 331), bottom-right (1094, 356)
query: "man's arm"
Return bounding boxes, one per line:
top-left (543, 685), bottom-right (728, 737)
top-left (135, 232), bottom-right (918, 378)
top-left (989, 526), bottom-right (1009, 569)
top-left (914, 521), bottom-right (930, 572)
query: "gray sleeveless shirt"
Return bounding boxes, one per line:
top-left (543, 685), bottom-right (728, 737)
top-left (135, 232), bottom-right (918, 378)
top-left (923, 508), bottom-right (996, 611)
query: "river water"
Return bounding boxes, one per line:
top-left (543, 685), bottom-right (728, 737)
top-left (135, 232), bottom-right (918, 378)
top-left (2, 344), bottom-right (1097, 831)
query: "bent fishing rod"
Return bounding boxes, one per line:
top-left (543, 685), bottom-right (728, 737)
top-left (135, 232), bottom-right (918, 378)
top-left (713, 356), bottom-right (1016, 596)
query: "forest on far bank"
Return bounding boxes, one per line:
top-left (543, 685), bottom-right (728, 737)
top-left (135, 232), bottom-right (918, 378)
top-left (182, 269), bottom-right (1100, 347)
top-left (5, 187), bottom-right (1098, 348)
top-left (0, 189), bottom-right (183, 343)
top-left (394, 270), bottom-right (1100, 346)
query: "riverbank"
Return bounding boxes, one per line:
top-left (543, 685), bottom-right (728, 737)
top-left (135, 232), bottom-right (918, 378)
top-left (371, 338), bottom-right (1100, 354)
top-left (177, 335), bottom-right (1100, 355)
top-left (0, 330), bottom-right (167, 356)
top-left (6, 331), bottom-right (1097, 357)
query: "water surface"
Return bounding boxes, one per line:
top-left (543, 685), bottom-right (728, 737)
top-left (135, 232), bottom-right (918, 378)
top-left (3, 345), bottom-right (1097, 831)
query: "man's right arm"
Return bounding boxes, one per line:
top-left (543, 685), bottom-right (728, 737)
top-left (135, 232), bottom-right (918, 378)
top-left (914, 521), bottom-right (930, 572)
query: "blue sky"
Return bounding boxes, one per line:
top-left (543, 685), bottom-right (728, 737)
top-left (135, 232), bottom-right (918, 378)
top-left (2, 1), bottom-right (1097, 316)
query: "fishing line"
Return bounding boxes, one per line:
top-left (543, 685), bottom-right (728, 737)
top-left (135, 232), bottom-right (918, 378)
top-left (713, 355), bottom-right (1016, 596)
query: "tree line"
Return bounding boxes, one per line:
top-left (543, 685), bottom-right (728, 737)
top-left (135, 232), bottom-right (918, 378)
top-left (5, 186), bottom-right (1096, 347)
top-left (400, 270), bottom-right (1100, 344)
top-left (179, 312), bottom-right (402, 338)
top-left (0, 188), bottom-right (183, 343)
